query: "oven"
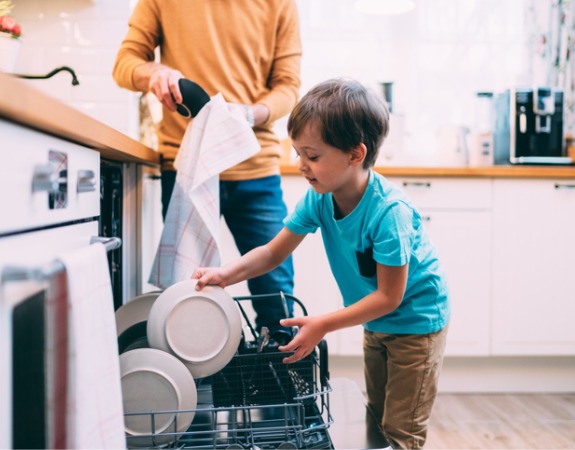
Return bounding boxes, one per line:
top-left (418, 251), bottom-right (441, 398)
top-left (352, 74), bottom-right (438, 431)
top-left (0, 119), bottom-right (120, 448)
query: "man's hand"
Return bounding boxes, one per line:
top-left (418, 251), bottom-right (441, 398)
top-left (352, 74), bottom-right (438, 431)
top-left (146, 64), bottom-right (184, 112)
top-left (227, 102), bottom-right (270, 127)
top-left (132, 62), bottom-right (185, 112)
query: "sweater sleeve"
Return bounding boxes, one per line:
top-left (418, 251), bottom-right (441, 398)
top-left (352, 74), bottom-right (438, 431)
top-left (257, 0), bottom-right (302, 124)
top-left (112, 0), bottom-right (161, 92)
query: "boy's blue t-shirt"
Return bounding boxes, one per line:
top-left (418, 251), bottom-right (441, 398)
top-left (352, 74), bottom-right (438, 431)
top-left (284, 170), bottom-right (450, 335)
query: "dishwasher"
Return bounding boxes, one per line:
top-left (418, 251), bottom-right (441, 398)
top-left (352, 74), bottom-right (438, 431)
top-left (124, 293), bottom-right (334, 449)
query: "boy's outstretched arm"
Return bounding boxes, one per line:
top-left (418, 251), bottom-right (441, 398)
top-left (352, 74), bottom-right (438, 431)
top-left (279, 263), bottom-right (408, 363)
top-left (193, 227), bottom-right (305, 289)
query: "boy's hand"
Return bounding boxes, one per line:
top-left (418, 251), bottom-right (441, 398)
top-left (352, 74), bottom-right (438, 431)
top-left (192, 267), bottom-right (227, 290)
top-left (278, 316), bottom-right (326, 364)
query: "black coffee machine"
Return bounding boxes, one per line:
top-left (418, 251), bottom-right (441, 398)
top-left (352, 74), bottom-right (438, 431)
top-left (494, 87), bottom-right (572, 164)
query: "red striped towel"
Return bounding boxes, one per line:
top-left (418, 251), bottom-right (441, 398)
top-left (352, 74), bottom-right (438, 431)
top-left (149, 93), bottom-right (260, 289)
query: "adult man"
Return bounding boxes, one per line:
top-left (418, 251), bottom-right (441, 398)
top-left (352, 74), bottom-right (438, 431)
top-left (113, 0), bottom-right (302, 333)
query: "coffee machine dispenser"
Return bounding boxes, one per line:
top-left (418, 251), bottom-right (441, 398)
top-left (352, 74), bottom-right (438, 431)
top-left (494, 87), bottom-right (572, 164)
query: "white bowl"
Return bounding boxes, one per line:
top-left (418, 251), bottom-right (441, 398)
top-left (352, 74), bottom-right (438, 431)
top-left (120, 348), bottom-right (197, 447)
top-left (147, 279), bottom-right (242, 379)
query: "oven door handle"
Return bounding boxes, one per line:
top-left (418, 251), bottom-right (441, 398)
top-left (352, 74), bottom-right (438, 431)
top-left (0, 236), bottom-right (121, 284)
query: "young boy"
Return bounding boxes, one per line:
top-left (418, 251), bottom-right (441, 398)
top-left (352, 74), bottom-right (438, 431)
top-left (193, 78), bottom-right (450, 449)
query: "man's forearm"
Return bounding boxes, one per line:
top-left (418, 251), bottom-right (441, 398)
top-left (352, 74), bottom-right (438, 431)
top-left (132, 62), bottom-right (159, 93)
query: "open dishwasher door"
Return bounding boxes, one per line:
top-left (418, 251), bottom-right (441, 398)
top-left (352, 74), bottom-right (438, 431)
top-left (328, 378), bottom-right (393, 449)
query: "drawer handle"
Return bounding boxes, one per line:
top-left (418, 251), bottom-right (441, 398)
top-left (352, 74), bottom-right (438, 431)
top-left (421, 216), bottom-right (431, 222)
top-left (77, 169), bottom-right (96, 193)
top-left (554, 183), bottom-right (575, 190)
top-left (402, 181), bottom-right (431, 188)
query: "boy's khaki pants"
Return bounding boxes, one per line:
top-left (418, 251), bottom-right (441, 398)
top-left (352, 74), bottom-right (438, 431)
top-left (363, 326), bottom-right (449, 449)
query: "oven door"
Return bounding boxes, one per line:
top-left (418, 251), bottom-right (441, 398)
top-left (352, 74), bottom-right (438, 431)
top-left (0, 221), bottom-right (122, 449)
top-left (0, 119), bottom-right (107, 449)
top-left (0, 221), bottom-right (99, 449)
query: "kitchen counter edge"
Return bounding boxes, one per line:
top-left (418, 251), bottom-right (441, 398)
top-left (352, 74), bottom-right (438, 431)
top-left (0, 72), bottom-right (159, 167)
top-left (280, 163), bottom-right (575, 178)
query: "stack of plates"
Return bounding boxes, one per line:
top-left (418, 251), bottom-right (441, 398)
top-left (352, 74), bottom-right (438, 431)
top-left (115, 280), bottom-right (242, 446)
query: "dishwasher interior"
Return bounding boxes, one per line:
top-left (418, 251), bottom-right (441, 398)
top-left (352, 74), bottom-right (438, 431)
top-left (123, 294), bottom-right (334, 450)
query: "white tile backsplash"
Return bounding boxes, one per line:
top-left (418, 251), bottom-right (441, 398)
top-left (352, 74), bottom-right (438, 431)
top-left (11, 0), bottom-right (139, 140)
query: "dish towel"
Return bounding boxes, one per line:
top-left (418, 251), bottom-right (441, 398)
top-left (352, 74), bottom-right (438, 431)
top-left (149, 93), bottom-right (260, 289)
top-left (59, 243), bottom-right (126, 449)
top-left (45, 270), bottom-right (69, 449)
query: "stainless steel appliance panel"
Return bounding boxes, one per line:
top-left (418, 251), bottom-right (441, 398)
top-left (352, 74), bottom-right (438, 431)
top-left (494, 87), bottom-right (572, 165)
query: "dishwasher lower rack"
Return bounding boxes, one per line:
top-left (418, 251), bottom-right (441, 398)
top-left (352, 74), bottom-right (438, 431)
top-left (124, 383), bottom-right (333, 449)
top-left (124, 294), bottom-right (333, 449)
top-left (124, 351), bottom-right (333, 449)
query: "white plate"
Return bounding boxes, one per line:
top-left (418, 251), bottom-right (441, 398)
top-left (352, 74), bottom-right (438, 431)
top-left (115, 291), bottom-right (162, 336)
top-left (116, 291), bottom-right (162, 353)
top-left (120, 348), bottom-right (197, 448)
top-left (147, 279), bottom-right (242, 379)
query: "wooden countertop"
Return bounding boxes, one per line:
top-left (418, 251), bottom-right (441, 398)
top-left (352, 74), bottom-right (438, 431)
top-left (281, 162), bottom-right (575, 179)
top-left (4, 71), bottom-right (575, 178)
top-left (0, 72), bottom-right (159, 167)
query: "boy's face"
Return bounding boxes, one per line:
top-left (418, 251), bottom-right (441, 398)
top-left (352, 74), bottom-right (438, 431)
top-left (291, 124), bottom-right (361, 195)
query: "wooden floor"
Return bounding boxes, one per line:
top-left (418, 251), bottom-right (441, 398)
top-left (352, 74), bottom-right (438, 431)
top-left (426, 393), bottom-right (575, 449)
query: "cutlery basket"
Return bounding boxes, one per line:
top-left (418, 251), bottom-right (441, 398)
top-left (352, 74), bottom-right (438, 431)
top-left (211, 349), bottom-right (317, 407)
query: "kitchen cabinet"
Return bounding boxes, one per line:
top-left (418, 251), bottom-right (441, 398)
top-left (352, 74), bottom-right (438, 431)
top-left (333, 177), bottom-right (493, 357)
top-left (393, 177), bottom-right (493, 356)
top-left (280, 170), bottom-right (575, 391)
top-left (491, 178), bottom-right (575, 355)
top-left (280, 175), bottom-right (493, 357)
top-left (420, 210), bottom-right (492, 356)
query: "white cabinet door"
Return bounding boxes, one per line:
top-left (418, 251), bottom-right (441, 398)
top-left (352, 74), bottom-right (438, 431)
top-left (492, 179), bottom-right (575, 355)
top-left (390, 177), bottom-right (493, 356)
top-left (420, 209), bottom-right (492, 356)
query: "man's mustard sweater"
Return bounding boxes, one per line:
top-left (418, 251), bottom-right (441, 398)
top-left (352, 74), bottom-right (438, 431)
top-left (113, 0), bottom-right (302, 179)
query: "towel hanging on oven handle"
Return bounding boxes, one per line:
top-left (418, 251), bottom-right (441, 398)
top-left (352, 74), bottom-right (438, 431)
top-left (0, 236), bottom-right (121, 284)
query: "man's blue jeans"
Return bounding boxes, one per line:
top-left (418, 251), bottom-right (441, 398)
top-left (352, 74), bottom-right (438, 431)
top-left (161, 171), bottom-right (294, 332)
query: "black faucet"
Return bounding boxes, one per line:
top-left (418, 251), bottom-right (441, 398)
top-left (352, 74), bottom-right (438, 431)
top-left (15, 66), bottom-right (80, 86)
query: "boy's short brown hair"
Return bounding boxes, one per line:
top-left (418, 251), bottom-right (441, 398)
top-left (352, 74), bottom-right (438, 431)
top-left (287, 78), bottom-right (390, 169)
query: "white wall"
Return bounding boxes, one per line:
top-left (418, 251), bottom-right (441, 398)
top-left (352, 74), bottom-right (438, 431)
top-left (294, 0), bottom-right (529, 164)
top-left (10, 0), bottom-right (531, 165)
top-left (10, 0), bottom-right (139, 139)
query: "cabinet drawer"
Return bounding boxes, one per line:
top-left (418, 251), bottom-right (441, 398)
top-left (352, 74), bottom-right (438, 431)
top-left (387, 177), bottom-right (492, 209)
